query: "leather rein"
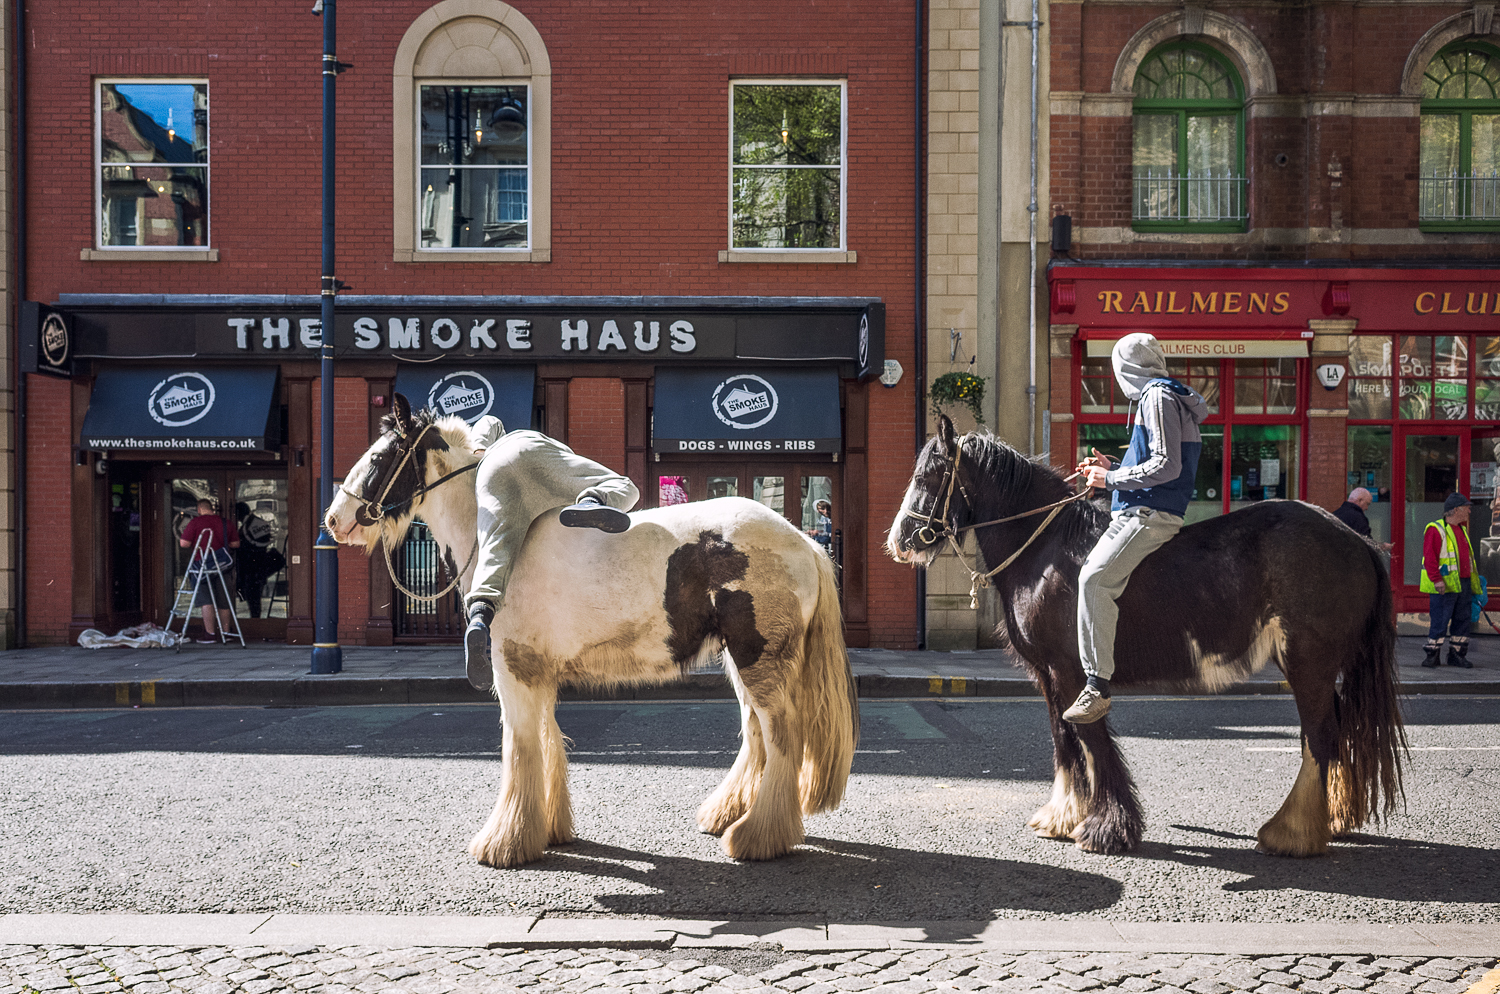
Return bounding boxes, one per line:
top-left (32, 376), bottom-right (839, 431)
top-left (902, 433), bottom-right (1089, 600)
top-left (338, 421), bottom-right (480, 603)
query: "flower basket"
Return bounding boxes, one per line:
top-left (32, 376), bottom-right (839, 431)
top-left (930, 371), bottom-right (986, 425)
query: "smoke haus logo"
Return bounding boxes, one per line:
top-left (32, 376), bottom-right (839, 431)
top-left (428, 370), bottom-right (494, 424)
top-left (858, 313), bottom-right (869, 369)
top-left (712, 373), bottom-right (779, 430)
top-left (41, 313), bottom-right (70, 369)
top-left (148, 372), bottom-right (217, 427)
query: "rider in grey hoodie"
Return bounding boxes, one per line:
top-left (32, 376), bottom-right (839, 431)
top-left (1066, 333), bottom-right (1209, 724)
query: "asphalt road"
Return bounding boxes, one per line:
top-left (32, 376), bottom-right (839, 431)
top-left (1, 697), bottom-right (1495, 923)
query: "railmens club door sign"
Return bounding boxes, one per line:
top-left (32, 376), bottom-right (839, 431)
top-left (653, 368), bottom-right (842, 455)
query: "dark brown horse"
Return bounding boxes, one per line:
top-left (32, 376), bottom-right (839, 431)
top-left (887, 416), bottom-right (1405, 857)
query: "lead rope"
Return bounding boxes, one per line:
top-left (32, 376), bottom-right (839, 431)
top-left (383, 533), bottom-right (479, 604)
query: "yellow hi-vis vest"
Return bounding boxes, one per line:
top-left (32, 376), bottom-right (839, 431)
top-left (1419, 519), bottom-right (1483, 595)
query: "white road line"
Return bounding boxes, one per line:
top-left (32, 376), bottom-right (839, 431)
top-left (1246, 745), bottom-right (1500, 752)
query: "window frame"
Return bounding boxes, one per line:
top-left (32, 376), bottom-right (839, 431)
top-left (1346, 333), bottom-right (1500, 424)
top-left (1130, 41), bottom-right (1248, 235)
top-left (414, 80), bottom-right (533, 254)
top-left (92, 77), bottom-right (211, 256)
top-left (726, 78), bottom-right (849, 259)
top-left (1417, 41), bottom-right (1500, 232)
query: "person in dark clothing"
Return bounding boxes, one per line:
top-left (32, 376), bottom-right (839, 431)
top-left (1333, 487), bottom-right (1374, 536)
top-left (1332, 487), bottom-right (1393, 551)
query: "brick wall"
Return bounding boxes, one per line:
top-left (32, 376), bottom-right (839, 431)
top-left (23, 376), bottom-right (73, 645)
top-left (24, 0), bottom-right (922, 646)
top-left (567, 378), bottom-right (625, 473)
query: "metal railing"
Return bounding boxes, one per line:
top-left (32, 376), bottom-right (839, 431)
top-left (1419, 172), bottom-right (1500, 221)
top-left (1132, 170), bottom-right (1247, 223)
top-left (394, 521), bottom-right (463, 638)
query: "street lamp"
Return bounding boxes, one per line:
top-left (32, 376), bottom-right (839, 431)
top-left (311, 0), bottom-right (349, 674)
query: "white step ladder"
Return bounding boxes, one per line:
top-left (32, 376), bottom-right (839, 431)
top-left (166, 530), bottom-right (246, 647)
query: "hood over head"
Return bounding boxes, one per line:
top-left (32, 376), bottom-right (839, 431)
top-left (1112, 333), bottom-right (1170, 400)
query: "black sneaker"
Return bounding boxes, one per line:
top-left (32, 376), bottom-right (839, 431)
top-left (466, 603), bottom-right (494, 691)
top-left (560, 498), bottom-right (630, 533)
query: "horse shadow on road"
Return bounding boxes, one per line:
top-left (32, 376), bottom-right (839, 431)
top-left (1144, 825), bottom-right (1500, 904)
top-left (530, 836), bottom-right (1122, 929)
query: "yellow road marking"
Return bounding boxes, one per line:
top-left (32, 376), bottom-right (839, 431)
top-left (114, 683), bottom-right (130, 705)
top-left (951, 677), bottom-right (967, 695)
top-left (141, 681), bottom-right (156, 705)
top-left (928, 676), bottom-right (943, 694)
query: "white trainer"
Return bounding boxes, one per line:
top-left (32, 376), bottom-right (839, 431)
top-left (1063, 685), bottom-right (1112, 724)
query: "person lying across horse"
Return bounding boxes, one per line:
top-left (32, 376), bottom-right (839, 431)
top-left (1067, 332), bottom-right (1209, 724)
top-left (463, 415), bottom-right (640, 691)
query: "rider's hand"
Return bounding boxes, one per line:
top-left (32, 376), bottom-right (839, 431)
top-left (1083, 464), bottom-right (1110, 490)
top-left (1076, 448), bottom-right (1113, 480)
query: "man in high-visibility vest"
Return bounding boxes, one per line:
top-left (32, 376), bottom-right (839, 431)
top-left (1420, 491), bottom-right (1480, 669)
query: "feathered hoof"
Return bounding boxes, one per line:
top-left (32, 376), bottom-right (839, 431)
top-left (1028, 804), bottom-right (1082, 840)
top-left (470, 829), bottom-right (547, 868)
top-left (548, 829), bottom-right (578, 846)
top-left (721, 816), bottom-right (803, 861)
top-left (1255, 820), bottom-right (1331, 858)
top-left (1070, 816), bottom-right (1140, 855)
top-left (696, 798), bottom-right (746, 837)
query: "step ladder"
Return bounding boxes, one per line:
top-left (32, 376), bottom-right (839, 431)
top-left (166, 530), bottom-right (246, 647)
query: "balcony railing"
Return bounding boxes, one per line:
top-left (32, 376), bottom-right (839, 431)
top-left (1132, 170), bottom-right (1247, 223)
top-left (1419, 172), bottom-right (1500, 222)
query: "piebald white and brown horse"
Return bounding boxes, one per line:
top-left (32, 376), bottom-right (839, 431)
top-left (325, 396), bottom-right (858, 868)
top-left (889, 416), bottom-right (1406, 858)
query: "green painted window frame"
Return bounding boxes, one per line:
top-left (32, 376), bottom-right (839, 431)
top-left (1131, 41), bottom-right (1247, 234)
top-left (1418, 41), bottom-right (1500, 232)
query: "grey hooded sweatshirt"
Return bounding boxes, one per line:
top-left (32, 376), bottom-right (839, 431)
top-left (1103, 333), bottom-right (1210, 515)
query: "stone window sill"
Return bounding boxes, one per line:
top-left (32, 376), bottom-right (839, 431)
top-left (718, 249), bottom-right (857, 264)
top-left (396, 249), bottom-right (551, 263)
top-left (81, 248), bottom-right (219, 262)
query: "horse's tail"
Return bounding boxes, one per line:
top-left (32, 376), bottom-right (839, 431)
top-left (1327, 541), bottom-right (1407, 832)
top-left (797, 543), bottom-right (859, 815)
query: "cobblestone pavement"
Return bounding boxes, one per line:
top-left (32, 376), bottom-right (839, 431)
top-left (2, 944), bottom-right (1495, 994)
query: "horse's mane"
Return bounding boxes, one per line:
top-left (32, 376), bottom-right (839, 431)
top-left (369, 407), bottom-right (479, 551)
top-left (957, 431), bottom-right (1108, 561)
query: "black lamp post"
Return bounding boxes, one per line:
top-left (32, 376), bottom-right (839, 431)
top-left (311, 0), bottom-right (346, 674)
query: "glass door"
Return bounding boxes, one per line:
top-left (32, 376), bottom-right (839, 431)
top-left (1470, 429), bottom-right (1500, 589)
top-left (1400, 432), bottom-right (1463, 588)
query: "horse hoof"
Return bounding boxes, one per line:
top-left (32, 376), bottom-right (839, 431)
top-left (722, 818), bottom-right (802, 861)
top-left (470, 833), bottom-right (546, 868)
top-left (1254, 825), bottom-right (1330, 858)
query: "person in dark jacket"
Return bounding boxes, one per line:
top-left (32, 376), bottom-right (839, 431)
top-left (1333, 487), bottom-right (1374, 536)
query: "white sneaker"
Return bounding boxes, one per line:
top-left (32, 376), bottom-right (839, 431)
top-left (1063, 685), bottom-right (1112, 724)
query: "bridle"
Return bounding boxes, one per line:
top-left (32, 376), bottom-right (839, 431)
top-left (902, 433), bottom-right (1090, 602)
top-left (338, 420), bottom-right (480, 602)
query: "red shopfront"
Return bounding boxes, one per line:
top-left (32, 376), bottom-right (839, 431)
top-left (1048, 264), bottom-right (1500, 612)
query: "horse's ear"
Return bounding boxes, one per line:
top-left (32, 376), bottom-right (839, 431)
top-left (392, 393), bottom-right (412, 433)
top-left (937, 413), bottom-right (957, 454)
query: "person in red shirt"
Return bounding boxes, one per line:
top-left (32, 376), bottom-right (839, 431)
top-left (179, 498), bottom-right (240, 643)
top-left (1420, 492), bottom-right (1479, 669)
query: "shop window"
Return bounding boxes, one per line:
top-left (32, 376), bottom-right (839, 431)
top-left (1233, 358), bottom-right (1297, 415)
top-left (419, 86), bottom-right (529, 249)
top-left (1131, 42), bottom-right (1246, 231)
top-left (96, 81), bottom-right (208, 249)
top-left (731, 81), bottom-right (845, 250)
top-left (1227, 425), bottom-right (1296, 510)
top-left (393, 0), bottom-right (551, 262)
top-left (1476, 336), bottom-right (1500, 419)
top-left (1399, 335), bottom-right (1469, 420)
top-left (1348, 336), bottom-right (1395, 420)
top-left (1347, 426), bottom-right (1394, 546)
top-left (1418, 43), bottom-right (1500, 230)
top-left (1078, 357), bottom-right (1218, 415)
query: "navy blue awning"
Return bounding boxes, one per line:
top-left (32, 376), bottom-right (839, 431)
top-left (393, 365), bottom-right (536, 431)
top-left (653, 368), bottom-right (841, 454)
top-left (80, 367), bottom-right (279, 451)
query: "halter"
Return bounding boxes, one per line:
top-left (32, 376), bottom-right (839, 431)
top-left (902, 432), bottom-right (1091, 605)
top-left (338, 420), bottom-right (481, 603)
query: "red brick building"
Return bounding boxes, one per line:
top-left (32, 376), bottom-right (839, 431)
top-left (18, 0), bottom-right (923, 648)
top-left (1047, 2), bottom-right (1500, 611)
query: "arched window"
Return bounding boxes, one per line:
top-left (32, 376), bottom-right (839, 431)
top-left (392, 0), bottom-right (552, 262)
top-left (1131, 41), bottom-right (1246, 231)
top-left (1419, 42), bottom-right (1500, 227)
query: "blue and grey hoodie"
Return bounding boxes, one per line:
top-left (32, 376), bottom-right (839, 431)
top-left (1104, 333), bottom-right (1209, 517)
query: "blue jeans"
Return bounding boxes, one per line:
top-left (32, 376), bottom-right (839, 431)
top-left (1427, 589), bottom-right (1474, 642)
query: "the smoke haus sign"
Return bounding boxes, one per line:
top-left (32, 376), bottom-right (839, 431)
top-left (53, 296), bottom-right (886, 378)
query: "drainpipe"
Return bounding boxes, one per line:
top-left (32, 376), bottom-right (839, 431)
top-left (914, 0), bottom-right (927, 648)
top-left (311, 0), bottom-right (343, 674)
top-left (14, 0), bottom-right (27, 647)
top-left (1004, 2), bottom-right (1042, 455)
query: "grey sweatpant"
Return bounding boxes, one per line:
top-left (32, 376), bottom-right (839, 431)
top-left (1077, 505), bottom-right (1183, 681)
top-left (464, 428), bottom-right (639, 613)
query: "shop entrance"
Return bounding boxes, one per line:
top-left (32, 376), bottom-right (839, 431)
top-left (132, 467), bottom-right (291, 640)
top-left (654, 461), bottom-right (842, 564)
top-left (1391, 427), bottom-right (1500, 607)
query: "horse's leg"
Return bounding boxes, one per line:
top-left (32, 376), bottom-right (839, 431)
top-left (721, 687), bottom-right (805, 860)
top-left (541, 707), bottom-right (574, 845)
top-left (1067, 716), bottom-right (1146, 854)
top-left (470, 656), bottom-right (555, 868)
top-left (1028, 673), bottom-right (1092, 839)
top-left (697, 691), bottom-right (767, 836)
top-left (1256, 664), bottom-right (1335, 857)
